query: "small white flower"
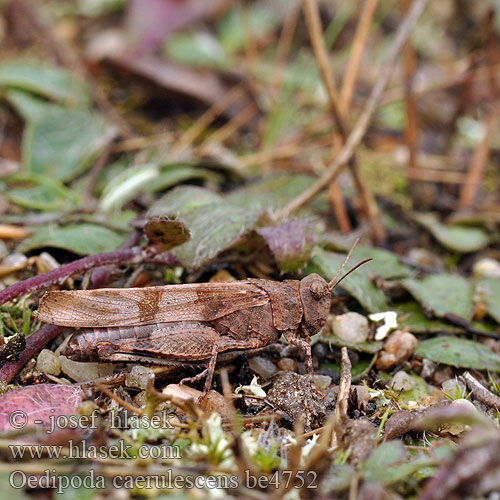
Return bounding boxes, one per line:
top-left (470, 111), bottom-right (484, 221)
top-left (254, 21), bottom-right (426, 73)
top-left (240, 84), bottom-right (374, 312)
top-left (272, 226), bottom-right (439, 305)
top-left (235, 376), bottom-right (266, 397)
top-left (241, 430), bottom-right (259, 456)
top-left (300, 434), bottom-right (319, 465)
top-left (189, 413), bottom-right (233, 467)
top-left (369, 311), bottom-right (398, 340)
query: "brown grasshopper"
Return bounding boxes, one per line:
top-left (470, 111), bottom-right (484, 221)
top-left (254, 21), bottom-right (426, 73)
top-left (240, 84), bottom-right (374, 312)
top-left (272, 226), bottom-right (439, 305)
top-left (35, 251), bottom-right (371, 393)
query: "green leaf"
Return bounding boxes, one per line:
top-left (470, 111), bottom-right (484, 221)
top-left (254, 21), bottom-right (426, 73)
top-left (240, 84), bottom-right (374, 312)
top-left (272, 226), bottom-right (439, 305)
top-left (17, 223), bottom-right (127, 255)
top-left (413, 212), bottom-right (488, 253)
top-left (262, 89), bottom-right (303, 149)
top-left (6, 90), bottom-right (116, 182)
top-left (149, 186), bottom-right (221, 216)
top-left (257, 219), bottom-right (315, 272)
top-left (399, 374), bottom-right (430, 403)
top-left (57, 483), bottom-right (100, 500)
top-left (218, 5), bottom-right (278, 55)
top-left (99, 165), bottom-right (222, 212)
top-left (307, 248), bottom-right (389, 313)
top-left (99, 165), bottom-right (159, 212)
top-left (415, 336), bottom-right (500, 371)
top-left (475, 278), bottom-right (500, 324)
top-left (2, 173), bottom-right (81, 211)
top-left (396, 302), bottom-right (464, 334)
top-left (362, 441), bottom-right (406, 482)
top-left (227, 174), bottom-right (322, 212)
top-left (397, 301), bottom-right (496, 334)
top-left (322, 335), bottom-right (382, 354)
top-left (402, 274), bottom-right (474, 320)
top-left (352, 245), bottom-right (415, 279)
top-left (164, 31), bottom-right (227, 68)
top-left (148, 186), bottom-right (263, 269)
top-left (0, 473), bottom-right (31, 499)
top-left (173, 203), bottom-right (262, 268)
top-left (320, 353), bottom-right (377, 381)
top-left (149, 165), bottom-right (223, 192)
top-left (0, 61), bottom-right (89, 106)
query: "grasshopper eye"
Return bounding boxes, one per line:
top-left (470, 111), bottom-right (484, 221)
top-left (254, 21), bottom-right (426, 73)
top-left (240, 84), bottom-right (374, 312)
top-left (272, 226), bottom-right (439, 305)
top-left (310, 281), bottom-right (324, 300)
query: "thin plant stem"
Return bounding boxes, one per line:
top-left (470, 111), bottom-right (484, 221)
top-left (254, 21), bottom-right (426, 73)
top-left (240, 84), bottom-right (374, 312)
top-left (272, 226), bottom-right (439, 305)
top-left (276, 0), bottom-right (429, 220)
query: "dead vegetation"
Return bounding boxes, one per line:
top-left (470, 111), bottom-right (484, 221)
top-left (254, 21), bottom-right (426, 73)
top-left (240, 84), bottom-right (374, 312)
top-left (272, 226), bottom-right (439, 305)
top-left (1, 0), bottom-right (500, 498)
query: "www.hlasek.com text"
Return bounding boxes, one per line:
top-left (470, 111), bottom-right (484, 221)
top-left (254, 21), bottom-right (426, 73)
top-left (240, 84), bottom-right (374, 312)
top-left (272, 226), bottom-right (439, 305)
top-left (9, 440), bottom-right (180, 460)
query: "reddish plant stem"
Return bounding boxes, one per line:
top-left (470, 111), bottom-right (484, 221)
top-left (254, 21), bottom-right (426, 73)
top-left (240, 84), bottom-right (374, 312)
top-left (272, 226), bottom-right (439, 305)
top-left (0, 325), bottom-right (63, 384)
top-left (0, 247), bottom-right (144, 305)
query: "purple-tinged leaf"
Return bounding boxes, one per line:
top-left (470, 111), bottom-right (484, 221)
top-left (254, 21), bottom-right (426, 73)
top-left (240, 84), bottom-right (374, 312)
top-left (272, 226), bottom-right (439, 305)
top-left (0, 384), bottom-right (84, 433)
top-left (257, 220), bottom-right (315, 273)
top-left (125, 0), bottom-right (229, 55)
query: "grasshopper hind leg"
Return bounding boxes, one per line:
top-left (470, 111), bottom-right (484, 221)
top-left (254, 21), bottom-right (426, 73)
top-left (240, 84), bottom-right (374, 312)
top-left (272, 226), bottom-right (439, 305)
top-left (283, 330), bottom-right (324, 400)
top-left (179, 343), bottom-right (219, 395)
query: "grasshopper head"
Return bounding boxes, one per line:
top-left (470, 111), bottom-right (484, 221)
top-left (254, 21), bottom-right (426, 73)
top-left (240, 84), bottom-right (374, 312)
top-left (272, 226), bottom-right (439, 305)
top-left (299, 273), bottom-right (331, 335)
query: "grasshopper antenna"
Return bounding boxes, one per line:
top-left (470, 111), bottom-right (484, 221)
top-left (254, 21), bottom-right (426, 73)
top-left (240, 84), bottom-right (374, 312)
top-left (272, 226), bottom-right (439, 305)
top-left (328, 238), bottom-right (360, 289)
top-left (328, 238), bottom-right (373, 291)
top-left (328, 258), bottom-right (373, 291)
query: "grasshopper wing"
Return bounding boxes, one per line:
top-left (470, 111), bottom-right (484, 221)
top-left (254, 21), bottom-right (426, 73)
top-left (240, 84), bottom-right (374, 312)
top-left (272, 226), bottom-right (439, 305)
top-left (36, 281), bottom-right (269, 327)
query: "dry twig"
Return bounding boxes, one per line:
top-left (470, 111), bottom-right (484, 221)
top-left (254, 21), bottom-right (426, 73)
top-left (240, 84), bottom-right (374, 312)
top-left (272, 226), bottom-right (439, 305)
top-left (276, 0), bottom-right (429, 220)
top-left (463, 372), bottom-right (500, 411)
top-left (302, 0), bottom-right (386, 242)
top-left (339, 0), bottom-right (380, 115)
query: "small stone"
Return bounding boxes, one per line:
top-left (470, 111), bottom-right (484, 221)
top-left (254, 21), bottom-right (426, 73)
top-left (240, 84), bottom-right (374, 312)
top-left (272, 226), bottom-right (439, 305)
top-left (391, 371), bottom-right (416, 391)
top-left (0, 241), bottom-right (8, 260)
top-left (133, 391), bottom-right (147, 408)
top-left (421, 358), bottom-right (437, 379)
top-left (199, 390), bottom-right (234, 419)
top-left (332, 312), bottom-right (369, 343)
top-left (249, 356), bottom-right (277, 379)
top-left (2, 253), bottom-right (27, 267)
top-left (375, 330), bottom-right (418, 370)
top-left (432, 366), bottom-right (454, 386)
top-left (312, 342), bottom-right (327, 359)
top-left (420, 396), bottom-right (438, 407)
top-left (125, 365), bottom-right (155, 390)
top-left (60, 356), bottom-right (114, 382)
top-left (280, 344), bottom-right (300, 358)
top-left (441, 378), bottom-right (466, 399)
top-left (441, 399), bottom-right (479, 435)
top-left (473, 258), bottom-right (500, 278)
top-left (354, 386), bottom-right (370, 408)
top-left (209, 270), bottom-right (237, 282)
top-left (277, 358), bottom-right (297, 371)
top-left (162, 384), bottom-right (201, 402)
top-left (331, 385), bottom-right (370, 408)
top-left (36, 349), bottom-right (61, 376)
top-left (313, 375), bottom-right (332, 391)
top-left (450, 398), bottom-right (478, 412)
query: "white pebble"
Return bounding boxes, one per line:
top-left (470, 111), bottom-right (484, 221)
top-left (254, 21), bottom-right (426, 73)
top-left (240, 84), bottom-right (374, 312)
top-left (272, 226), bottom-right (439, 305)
top-left (332, 312), bottom-right (369, 343)
top-left (450, 398), bottom-right (478, 413)
top-left (60, 356), bottom-right (113, 382)
top-left (36, 349), bottom-right (61, 376)
top-left (473, 258), bottom-right (500, 278)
